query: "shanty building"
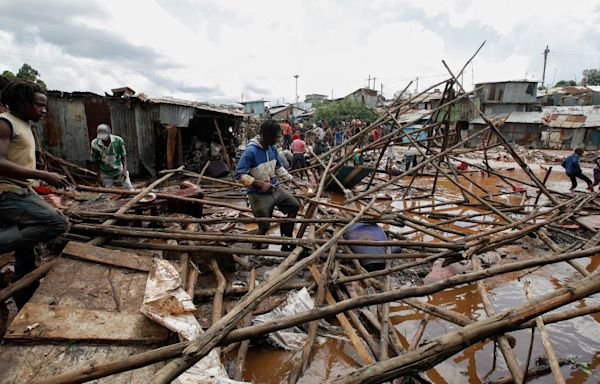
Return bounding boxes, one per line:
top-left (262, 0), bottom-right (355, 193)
top-left (467, 111), bottom-right (545, 148)
top-left (268, 104), bottom-right (306, 122)
top-left (540, 105), bottom-right (600, 150)
top-left (239, 100), bottom-right (267, 116)
top-left (474, 80), bottom-right (540, 114)
top-left (37, 90), bottom-right (244, 177)
top-left (538, 86), bottom-right (600, 107)
top-left (346, 88), bottom-right (382, 109)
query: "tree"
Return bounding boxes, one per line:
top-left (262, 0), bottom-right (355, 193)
top-left (315, 97), bottom-right (378, 124)
top-left (554, 80), bottom-right (576, 87)
top-left (1, 63), bottom-right (46, 90)
top-left (1, 70), bottom-right (16, 82)
top-left (582, 69), bottom-right (600, 86)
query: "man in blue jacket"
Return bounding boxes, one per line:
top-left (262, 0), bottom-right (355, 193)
top-left (236, 120), bottom-right (300, 251)
top-left (563, 148), bottom-right (593, 192)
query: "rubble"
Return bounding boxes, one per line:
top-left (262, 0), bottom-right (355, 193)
top-left (1, 45), bottom-right (599, 384)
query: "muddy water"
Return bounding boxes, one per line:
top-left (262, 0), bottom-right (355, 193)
top-left (237, 165), bottom-right (600, 383)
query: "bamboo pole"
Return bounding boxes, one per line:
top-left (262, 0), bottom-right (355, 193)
top-left (0, 259), bottom-right (57, 302)
top-left (524, 281), bottom-right (566, 384)
top-left (234, 268), bottom-right (256, 381)
top-left (471, 252), bottom-right (524, 384)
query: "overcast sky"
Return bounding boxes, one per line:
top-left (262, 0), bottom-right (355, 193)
top-left (1, 0), bottom-right (599, 105)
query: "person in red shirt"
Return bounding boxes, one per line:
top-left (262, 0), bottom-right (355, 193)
top-left (291, 133), bottom-right (308, 179)
top-left (373, 126), bottom-right (380, 142)
top-left (281, 120), bottom-right (292, 149)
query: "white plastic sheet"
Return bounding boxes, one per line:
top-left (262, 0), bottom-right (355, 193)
top-left (141, 259), bottom-right (247, 384)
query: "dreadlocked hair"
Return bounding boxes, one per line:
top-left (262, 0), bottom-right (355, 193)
top-left (0, 80), bottom-right (44, 111)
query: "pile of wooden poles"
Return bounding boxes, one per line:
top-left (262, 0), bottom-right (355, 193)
top-left (22, 42), bottom-right (600, 383)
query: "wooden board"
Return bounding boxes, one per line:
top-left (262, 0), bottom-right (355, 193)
top-left (32, 257), bottom-right (149, 312)
top-left (0, 343), bottom-right (165, 384)
top-left (62, 241), bottom-right (153, 271)
top-left (4, 302), bottom-right (168, 342)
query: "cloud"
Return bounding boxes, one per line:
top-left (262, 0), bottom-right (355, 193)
top-left (0, 0), bottom-right (598, 103)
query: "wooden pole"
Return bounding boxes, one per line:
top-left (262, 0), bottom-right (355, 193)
top-left (524, 281), bottom-right (566, 384)
top-left (233, 268), bottom-right (256, 381)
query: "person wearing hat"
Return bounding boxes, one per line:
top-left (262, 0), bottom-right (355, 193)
top-left (90, 124), bottom-right (133, 190)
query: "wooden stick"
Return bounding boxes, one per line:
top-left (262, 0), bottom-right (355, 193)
top-left (74, 223), bottom-right (463, 249)
top-left (379, 259), bottom-right (391, 360)
top-left (0, 259), bottom-right (57, 302)
top-left (88, 167), bottom-right (181, 245)
top-left (76, 184), bottom-right (252, 213)
top-left (233, 268), bottom-right (256, 381)
top-left (288, 246), bottom-right (336, 384)
top-left (408, 317), bottom-right (428, 351)
top-left (213, 118), bottom-right (234, 179)
top-left (186, 266), bottom-right (198, 299)
top-left (524, 281), bottom-right (566, 384)
top-left (471, 252), bottom-right (524, 384)
top-left (209, 259), bottom-right (226, 325)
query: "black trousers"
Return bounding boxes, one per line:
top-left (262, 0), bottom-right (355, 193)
top-left (568, 171), bottom-right (592, 189)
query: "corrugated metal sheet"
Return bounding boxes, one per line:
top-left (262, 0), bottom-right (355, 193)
top-left (39, 97), bottom-right (91, 165)
top-left (476, 82), bottom-right (538, 104)
top-left (134, 103), bottom-right (159, 176)
top-left (470, 112), bottom-right (543, 125)
top-left (109, 99), bottom-right (141, 174)
top-left (158, 104), bottom-right (195, 127)
top-left (146, 96), bottom-right (244, 117)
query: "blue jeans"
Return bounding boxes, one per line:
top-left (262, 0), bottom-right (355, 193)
top-left (0, 189), bottom-right (67, 307)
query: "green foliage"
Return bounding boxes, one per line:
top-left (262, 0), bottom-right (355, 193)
top-left (315, 97), bottom-right (378, 124)
top-left (1, 70), bottom-right (16, 81)
top-left (1, 63), bottom-right (46, 90)
top-left (554, 80), bottom-right (576, 87)
top-left (582, 69), bottom-right (600, 86)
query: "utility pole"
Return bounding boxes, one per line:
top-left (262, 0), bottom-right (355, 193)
top-left (366, 74), bottom-right (371, 88)
top-left (380, 83), bottom-right (384, 96)
top-left (541, 45), bottom-right (550, 89)
top-left (415, 76), bottom-right (419, 93)
top-left (293, 74), bottom-right (299, 104)
top-left (331, 89), bottom-right (333, 100)
top-left (241, 92), bottom-right (244, 102)
top-left (372, 77), bottom-right (377, 90)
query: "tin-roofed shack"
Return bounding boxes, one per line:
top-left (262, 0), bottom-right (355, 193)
top-left (37, 90), bottom-right (244, 177)
top-left (466, 106), bottom-right (600, 150)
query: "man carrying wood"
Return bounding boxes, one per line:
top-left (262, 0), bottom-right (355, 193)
top-left (0, 80), bottom-right (69, 308)
top-left (90, 124), bottom-right (134, 190)
top-left (235, 120), bottom-right (300, 251)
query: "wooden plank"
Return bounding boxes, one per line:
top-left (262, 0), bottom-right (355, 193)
top-left (308, 264), bottom-right (374, 365)
top-left (4, 302), bottom-right (168, 342)
top-left (62, 241), bottom-right (153, 271)
top-left (0, 343), bottom-right (165, 384)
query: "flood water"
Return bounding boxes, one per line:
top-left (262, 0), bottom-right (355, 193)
top-left (235, 161), bottom-right (600, 383)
